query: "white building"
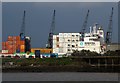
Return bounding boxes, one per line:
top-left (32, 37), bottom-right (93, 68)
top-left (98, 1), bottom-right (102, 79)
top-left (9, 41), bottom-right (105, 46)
top-left (53, 24), bottom-right (106, 55)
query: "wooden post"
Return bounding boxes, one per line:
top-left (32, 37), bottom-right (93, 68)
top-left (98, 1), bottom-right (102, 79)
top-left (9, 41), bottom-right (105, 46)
top-left (105, 58), bottom-right (107, 68)
top-left (98, 59), bottom-right (100, 68)
top-left (89, 59), bottom-right (91, 65)
top-left (112, 59), bottom-right (114, 68)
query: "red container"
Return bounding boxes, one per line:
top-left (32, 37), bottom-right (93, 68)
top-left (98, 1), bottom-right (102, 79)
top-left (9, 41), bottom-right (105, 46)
top-left (20, 49), bottom-right (25, 52)
top-left (6, 42), bottom-right (8, 46)
top-left (16, 41), bottom-right (20, 45)
top-left (2, 42), bottom-right (5, 46)
top-left (16, 36), bottom-right (20, 41)
top-left (20, 41), bottom-right (25, 45)
top-left (8, 36), bottom-right (13, 41)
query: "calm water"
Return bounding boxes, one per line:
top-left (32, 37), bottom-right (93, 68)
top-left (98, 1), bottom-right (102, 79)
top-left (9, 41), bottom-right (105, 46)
top-left (2, 72), bottom-right (119, 82)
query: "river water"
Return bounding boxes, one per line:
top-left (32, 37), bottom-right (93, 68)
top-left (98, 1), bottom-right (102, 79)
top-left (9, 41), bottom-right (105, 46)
top-left (2, 72), bottom-right (119, 82)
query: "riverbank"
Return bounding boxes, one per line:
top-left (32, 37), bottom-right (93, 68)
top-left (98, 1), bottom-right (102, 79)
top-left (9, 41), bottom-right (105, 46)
top-left (2, 57), bottom-right (120, 73)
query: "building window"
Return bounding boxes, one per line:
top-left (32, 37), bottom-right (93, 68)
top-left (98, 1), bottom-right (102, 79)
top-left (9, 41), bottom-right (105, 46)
top-left (76, 35), bottom-right (78, 37)
top-left (72, 45), bottom-right (75, 47)
top-left (72, 35), bottom-right (74, 37)
top-left (72, 49), bottom-right (75, 51)
top-left (68, 40), bottom-right (70, 42)
top-left (76, 40), bottom-right (78, 42)
top-left (68, 44), bottom-right (70, 46)
top-left (76, 44), bottom-right (78, 46)
top-left (72, 40), bottom-right (75, 42)
top-left (68, 49), bottom-right (71, 51)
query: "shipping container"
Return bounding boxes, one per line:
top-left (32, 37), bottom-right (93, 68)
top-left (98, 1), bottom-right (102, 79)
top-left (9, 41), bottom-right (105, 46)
top-left (8, 36), bottom-right (13, 41)
top-left (16, 36), bottom-right (20, 41)
top-left (20, 45), bottom-right (25, 49)
top-left (20, 41), bottom-right (25, 45)
top-left (20, 49), bottom-right (25, 52)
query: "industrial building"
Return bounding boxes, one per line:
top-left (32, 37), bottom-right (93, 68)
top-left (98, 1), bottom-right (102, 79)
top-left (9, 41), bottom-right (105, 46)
top-left (53, 24), bottom-right (106, 55)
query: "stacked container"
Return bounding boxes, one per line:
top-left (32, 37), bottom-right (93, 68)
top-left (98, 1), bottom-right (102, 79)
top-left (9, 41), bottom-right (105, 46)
top-left (2, 36), bottom-right (25, 54)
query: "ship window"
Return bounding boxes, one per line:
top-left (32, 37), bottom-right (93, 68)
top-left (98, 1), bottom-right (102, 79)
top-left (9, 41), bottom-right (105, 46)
top-left (76, 40), bottom-right (78, 42)
top-left (72, 40), bottom-right (75, 42)
top-left (76, 35), bottom-right (78, 37)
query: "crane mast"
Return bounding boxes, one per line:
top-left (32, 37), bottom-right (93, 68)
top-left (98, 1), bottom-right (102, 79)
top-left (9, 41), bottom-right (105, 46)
top-left (20, 10), bottom-right (26, 40)
top-left (46, 10), bottom-right (56, 48)
top-left (106, 7), bottom-right (114, 44)
top-left (82, 10), bottom-right (89, 33)
top-left (81, 10), bottom-right (89, 41)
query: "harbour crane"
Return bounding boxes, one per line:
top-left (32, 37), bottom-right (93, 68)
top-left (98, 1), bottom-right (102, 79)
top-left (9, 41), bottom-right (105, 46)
top-left (20, 10), bottom-right (26, 40)
top-left (81, 10), bottom-right (90, 33)
top-left (106, 7), bottom-right (114, 44)
top-left (81, 10), bottom-right (90, 41)
top-left (46, 10), bottom-right (56, 48)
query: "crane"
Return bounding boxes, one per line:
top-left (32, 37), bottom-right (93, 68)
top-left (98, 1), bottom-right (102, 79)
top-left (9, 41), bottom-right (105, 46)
top-left (80, 10), bottom-right (90, 41)
top-left (20, 10), bottom-right (26, 40)
top-left (81, 10), bottom-right (90, 33)
top-left (46, 10), bottom-right (56, 48)
top-left (106, 7), bottom-right (114, 44)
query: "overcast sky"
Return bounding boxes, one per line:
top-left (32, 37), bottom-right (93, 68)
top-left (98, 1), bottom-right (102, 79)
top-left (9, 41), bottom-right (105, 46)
top-left (2, 2), bottom-right (119, 48)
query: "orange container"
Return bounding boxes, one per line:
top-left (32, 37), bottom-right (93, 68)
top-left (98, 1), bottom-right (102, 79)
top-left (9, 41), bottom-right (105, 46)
top-left (16, 41), bottom-right (20, 45)
top-left (16, 36), bottom-right (20, 41)
top-left (20, 41), bottom-right (25, 45)
top-left (2, 42), bottom-right (5, 46)
top-left (7, 41), bottom-right (13, 45)
top-left (20, 49), bottom-right (25, 52)
top-left (8, 36), bottom-right (13, 41)
top-left (5, 41), bottom-right (8, 46)
top-left (20, 45), bottom-right (25, 49)
top-left (8, 49), bottom-right (14, 54)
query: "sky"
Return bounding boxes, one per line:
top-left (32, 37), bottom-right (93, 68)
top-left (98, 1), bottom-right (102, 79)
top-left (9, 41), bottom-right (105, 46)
top-left (2, 2), bottom-right (119, 48)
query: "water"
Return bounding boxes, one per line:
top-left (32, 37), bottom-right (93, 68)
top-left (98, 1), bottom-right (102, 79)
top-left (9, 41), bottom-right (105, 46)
top-left (2, 72), bottom-right (119, 82)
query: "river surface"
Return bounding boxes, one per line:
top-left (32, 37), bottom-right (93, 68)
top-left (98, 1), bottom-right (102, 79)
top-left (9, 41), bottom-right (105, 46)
top-left (2, 72), bottom-right (119, 82)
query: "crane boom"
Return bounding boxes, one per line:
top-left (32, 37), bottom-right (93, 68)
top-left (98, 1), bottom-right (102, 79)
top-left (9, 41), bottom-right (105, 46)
top-left (20, 10), bottom-right (26, 40)
top-left (81, 10), bottom-right (89, 33)
top-left (46, 10), bottom-right (56, 48)
top-left (106, 7), bottom-right (114, 44)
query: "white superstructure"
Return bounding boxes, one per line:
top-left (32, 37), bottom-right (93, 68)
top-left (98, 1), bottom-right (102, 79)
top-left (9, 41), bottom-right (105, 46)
top-left (53, 24), bottom-right (106, 55)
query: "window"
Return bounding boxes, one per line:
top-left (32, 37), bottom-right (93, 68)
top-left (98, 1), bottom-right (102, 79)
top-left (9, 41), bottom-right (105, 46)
top-left (72, 45), bottom-right (75, 47)
top-left (68, 40), bottom-right (70, 42)
top-left (72, 40), bottom-right (75, 42)
top-left (76, 35), bottom-right (78, 37)
top-left (76, 40), bottom-right (78, 42)
top-left (72, 35), bottom-right (74, 37)
top-left (76, 44), bottom-right (78, 46)
top-left (68, 44), bottom-right (70, 46)
top-left (68, 49), bottom-right (71, 51)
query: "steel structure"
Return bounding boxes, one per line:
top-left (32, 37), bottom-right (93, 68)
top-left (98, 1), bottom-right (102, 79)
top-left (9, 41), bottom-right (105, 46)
top-left (106, 7), bottom-right (114, 44)
top-left (20, 10), bottom-right (26, 39)
top-left (46, 10), bottom-right (56, 48)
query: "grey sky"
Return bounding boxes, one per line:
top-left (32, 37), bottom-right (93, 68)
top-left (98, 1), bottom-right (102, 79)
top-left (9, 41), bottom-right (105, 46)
top-left (2, 2), bottom-right (118, 48)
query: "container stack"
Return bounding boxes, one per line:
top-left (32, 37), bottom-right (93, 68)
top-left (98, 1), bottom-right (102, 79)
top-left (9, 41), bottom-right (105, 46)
top-left (2, 36), bottom-right (25, 54)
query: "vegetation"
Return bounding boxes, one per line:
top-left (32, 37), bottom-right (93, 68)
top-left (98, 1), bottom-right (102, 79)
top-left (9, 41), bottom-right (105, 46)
top-left (71, 50), bottom-right (99, 57)
top-left (2, 50), bottom-right (120, 72)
